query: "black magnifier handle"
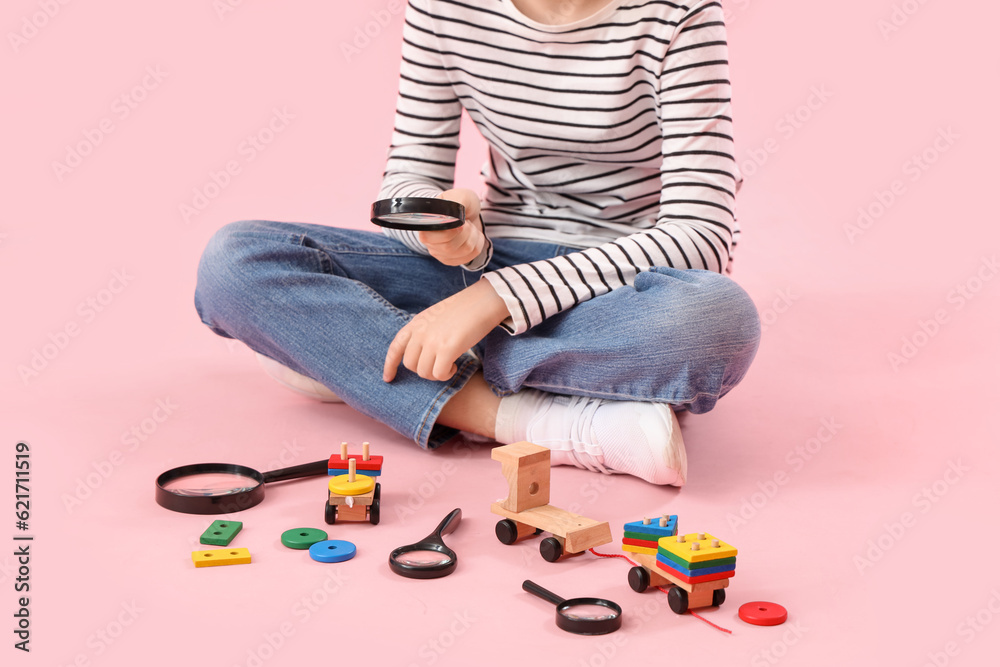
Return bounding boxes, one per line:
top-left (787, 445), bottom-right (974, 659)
top-left (523, 580), bottom-right (566, 607)
top-left (260, 459), bottom-right (329, 484)
top-left (429, 508), bottom-right (462, 540)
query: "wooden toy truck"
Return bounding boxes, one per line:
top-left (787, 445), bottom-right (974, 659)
top-left (623, 523), bottom-right (736, 615)
top-left (490, 442), bottom-right (611, 562)
top-left (324, 442), bottom-right (382, 525)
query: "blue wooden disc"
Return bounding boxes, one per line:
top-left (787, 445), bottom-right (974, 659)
top-left (309, 539), bottom-right (357, 563)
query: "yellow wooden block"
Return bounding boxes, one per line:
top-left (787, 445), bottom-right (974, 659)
top-left (328, 474), bottom-right (375, 496)
top-left (658, 532), bottom-right (737, 563)
top-left (622, 543), bottom-right (658, 556)
top-left (328, 489), bottom-right (375, 506)
top-left (192, 547), bottom-right (251, 568)
top-left (490, 502), bottom-right (611, 553)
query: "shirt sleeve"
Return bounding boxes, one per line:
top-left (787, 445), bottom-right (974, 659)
top-left (376, 0), bottom-right (493, 272)
top-left (482, 0), bottom-right (737, 334)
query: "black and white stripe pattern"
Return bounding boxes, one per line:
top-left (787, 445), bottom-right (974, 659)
top-left (378, 0), bottom-right (741, 333)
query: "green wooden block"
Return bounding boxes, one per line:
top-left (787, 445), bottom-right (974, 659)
top-left (623, 531), bottom-right (661, 544)
top-left (200, 520), bottom-right (243, 546)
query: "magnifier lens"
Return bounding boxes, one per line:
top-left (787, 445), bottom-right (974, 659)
top-left (160, 472), bottom-right (259, 497)
top-left (379, 213), bottom-right (455, 225)
top-left (561, 603), bottom-right (620, 622)
top-left (394, 549), bottom-right (454, 567)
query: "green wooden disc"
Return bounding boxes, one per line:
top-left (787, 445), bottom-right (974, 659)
top-left (281, 527), bottom-right (329, 549)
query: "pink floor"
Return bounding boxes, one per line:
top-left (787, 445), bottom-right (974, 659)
top-left (4, 1), bottom-right (998, 665)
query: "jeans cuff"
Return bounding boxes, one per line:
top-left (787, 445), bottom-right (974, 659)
top-left (415, 351), bottom-right (482, 450)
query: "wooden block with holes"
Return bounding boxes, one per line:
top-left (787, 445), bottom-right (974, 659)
top-left (491, 441), bottom-right (550, 512)
top-left (489, 442), bottom-right (611, 561)
top-left (192, 547), bottom-right (251, 568)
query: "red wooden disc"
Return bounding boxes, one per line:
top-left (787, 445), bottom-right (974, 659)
top-left (739, 601), bottom-right (788, 626)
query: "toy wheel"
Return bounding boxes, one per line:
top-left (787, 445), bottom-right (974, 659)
top-left (324, 501), bottom-right (336, 525)
top-left (712, 588), bottom-right (726, 607)
top-left (374, 482), bottom-right (381, 501)
top-left (667, 587), bottom-right (689, 614)
top-left (539, 537), bottom-right (563, 562)
top-left (495, 519), bottom-right (519, 545)
top-left (369, 498), bottom-right (380, 525)
top-left (628, 566), bottom-right (650, 593)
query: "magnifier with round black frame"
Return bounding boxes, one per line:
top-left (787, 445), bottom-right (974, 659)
top-left (370, 197), bottom-right (465, 231)
top-left (388, 508), bottom-right (462, 579)
top-left (522, 580), bottom-right (623, 635)
top-left (155, 459), bottom-right (329, 515)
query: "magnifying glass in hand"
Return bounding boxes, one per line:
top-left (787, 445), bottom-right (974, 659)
top-left (389, 508), bottom-right (462, 579)
top-left (155, 459), bottom-right (329, 514)
top-left (371, 197), bottom-right (465, 231)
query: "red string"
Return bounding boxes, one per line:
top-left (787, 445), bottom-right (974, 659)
top-left (588, 548), bottom-right (732, 635)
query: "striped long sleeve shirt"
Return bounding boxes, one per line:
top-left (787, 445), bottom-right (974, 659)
top-left (377, 0), bottom-right (742, 334)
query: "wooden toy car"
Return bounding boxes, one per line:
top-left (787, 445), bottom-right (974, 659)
top-left (324, 442), bottom-right (382, 525)
top-left (622, 520), bottom-right (735, 614)
top-left (490, 442), bottom-right (611, 562)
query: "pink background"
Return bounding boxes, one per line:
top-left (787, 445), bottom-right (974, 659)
top-left (3, 0), bottom-right (999, 664)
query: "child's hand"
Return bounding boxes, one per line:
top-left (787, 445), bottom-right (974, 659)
top-left (419, 188), bottom-right (486, 266)
top-left (383, 279), bottom-right (508, 382)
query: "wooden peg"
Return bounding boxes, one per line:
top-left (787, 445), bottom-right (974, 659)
top-left (349, 458), bottom-right (356, 482)
top-left (362, 441), bottom-right (370, 461)
top-left (643, 517), bottom-right (650, 525)
top-left (340, 442), bottom-right (348, 460)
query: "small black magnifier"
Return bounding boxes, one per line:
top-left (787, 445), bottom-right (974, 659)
top-left (522, 580), bottom-right (623, 635)
top-left (155, 459), bottom-right (329, 515)
top-left (388, 508), bottom-right (462, 579)
top-left (371, 197), bottom-right (465, 231)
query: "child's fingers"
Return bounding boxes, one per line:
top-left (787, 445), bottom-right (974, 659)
top-left (383, 327), bottom-right (412, 382)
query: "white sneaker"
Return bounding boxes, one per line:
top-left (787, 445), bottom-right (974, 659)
top-left (255, 352), bottom-right (342, 403)
top-left (495, 389), bottom-right (687, 486)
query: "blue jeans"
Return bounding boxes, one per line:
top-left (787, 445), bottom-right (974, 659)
top-left (194, 221), bottom-right (761, 449)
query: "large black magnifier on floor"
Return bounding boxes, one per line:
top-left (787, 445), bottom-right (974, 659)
top-left (389, 508), bottom-right (462, 579)
top-left (522, 580), bottom-right (623, 635)
top-left (371, 197), bottom-right (465, 231)
top-left (155, 459), bottom-right (329, 515)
